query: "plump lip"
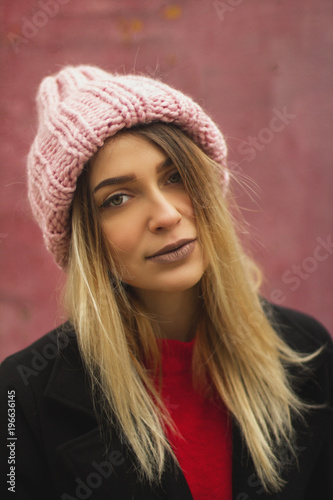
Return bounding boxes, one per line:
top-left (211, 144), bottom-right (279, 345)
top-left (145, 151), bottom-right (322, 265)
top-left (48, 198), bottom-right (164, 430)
top-left (147, 239), bottom-right (196, 259)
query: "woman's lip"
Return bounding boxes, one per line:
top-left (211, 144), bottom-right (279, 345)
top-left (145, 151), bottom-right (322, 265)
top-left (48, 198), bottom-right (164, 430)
top-left (147, 239), bottom-right (196, 258)
top-left (146, 239), bottom-right (196, 263)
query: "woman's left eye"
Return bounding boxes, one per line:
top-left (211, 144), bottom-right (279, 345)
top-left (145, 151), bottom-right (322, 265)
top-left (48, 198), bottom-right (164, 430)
top-left (100, 193), bottom-right (131, 209)
top-left (167, 171), bottom-right (182, 184)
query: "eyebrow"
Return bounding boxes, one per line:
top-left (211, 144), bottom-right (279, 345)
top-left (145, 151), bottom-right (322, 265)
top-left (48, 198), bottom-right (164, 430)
top-left (93, 157), bottom-right (173, 194)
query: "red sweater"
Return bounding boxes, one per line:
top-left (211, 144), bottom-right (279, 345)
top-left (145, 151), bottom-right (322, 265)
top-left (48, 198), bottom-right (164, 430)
top-left (158, 337), bottom-right (232, 500)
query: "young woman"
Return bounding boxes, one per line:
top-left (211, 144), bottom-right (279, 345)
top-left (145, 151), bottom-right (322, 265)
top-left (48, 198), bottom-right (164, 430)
top-left (0, 65), bottom-right (332, 500)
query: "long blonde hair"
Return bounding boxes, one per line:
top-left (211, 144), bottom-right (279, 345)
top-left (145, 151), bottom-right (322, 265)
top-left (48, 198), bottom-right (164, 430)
top-left (65, 123), bottom-right (314, 492)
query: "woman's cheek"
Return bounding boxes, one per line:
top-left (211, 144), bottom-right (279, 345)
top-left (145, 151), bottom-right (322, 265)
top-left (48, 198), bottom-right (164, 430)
top-left (102, 217), bottom-right (142, 255)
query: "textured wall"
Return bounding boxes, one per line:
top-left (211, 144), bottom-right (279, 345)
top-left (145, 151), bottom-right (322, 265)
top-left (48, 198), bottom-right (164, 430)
top-left (1, 0), bottom-right (332, 360)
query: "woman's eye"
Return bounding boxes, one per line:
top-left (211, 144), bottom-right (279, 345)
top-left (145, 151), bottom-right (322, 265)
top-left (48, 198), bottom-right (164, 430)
top-left (167, 171), bottom-right (182, 184)
top-left (101, 193), bottom-right (131, 209)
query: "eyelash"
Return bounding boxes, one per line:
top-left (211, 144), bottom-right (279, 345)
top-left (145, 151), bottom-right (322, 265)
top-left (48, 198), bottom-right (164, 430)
top-left (100, 169), bottom-right (183, 209)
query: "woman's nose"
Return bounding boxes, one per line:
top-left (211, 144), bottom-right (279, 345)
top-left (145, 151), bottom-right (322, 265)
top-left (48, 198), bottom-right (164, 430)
top-left (148, 193), bottom-right (182, 232)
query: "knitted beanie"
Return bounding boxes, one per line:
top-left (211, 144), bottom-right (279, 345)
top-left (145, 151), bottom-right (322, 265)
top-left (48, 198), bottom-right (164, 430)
top-left (27, 65), bottom-right (228, 269)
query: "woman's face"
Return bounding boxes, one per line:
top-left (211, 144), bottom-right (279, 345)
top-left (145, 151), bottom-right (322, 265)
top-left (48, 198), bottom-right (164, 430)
top-left (89, 132), bottom-right (207, 295)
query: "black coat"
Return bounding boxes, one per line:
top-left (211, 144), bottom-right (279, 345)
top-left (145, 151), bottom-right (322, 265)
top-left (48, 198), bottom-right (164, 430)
top-left (1, 304), bottom-right (332, 499)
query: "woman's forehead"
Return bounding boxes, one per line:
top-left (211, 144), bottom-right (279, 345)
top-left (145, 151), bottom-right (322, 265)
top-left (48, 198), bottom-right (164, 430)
top-left (89, 132), bottom-right (169, 188)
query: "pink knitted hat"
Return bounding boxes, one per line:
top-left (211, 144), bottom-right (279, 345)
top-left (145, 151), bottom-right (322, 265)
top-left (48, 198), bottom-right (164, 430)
top-left (27, 65), bottom-right (228, 269)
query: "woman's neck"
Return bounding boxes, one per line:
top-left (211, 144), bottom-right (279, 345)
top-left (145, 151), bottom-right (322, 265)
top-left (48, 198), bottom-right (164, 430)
top-left (134, 286), bottom-right (202, 342)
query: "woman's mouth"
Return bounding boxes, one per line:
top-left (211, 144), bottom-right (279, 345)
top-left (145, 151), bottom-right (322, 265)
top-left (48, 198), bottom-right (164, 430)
top-left (146, 239), bottom-right (196, 263)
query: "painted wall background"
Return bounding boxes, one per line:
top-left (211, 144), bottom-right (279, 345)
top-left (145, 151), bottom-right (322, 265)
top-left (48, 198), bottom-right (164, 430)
top-left (1, 0), bottom-right (332, 361)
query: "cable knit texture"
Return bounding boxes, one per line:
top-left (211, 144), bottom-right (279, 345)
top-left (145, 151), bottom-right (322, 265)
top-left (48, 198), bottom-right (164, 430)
top-left (27, 65), bottom-right (228, 268)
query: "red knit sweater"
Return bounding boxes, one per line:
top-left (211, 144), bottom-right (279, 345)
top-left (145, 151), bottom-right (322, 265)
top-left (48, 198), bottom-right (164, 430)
top-left (158, 337), bottom-right (232, 500)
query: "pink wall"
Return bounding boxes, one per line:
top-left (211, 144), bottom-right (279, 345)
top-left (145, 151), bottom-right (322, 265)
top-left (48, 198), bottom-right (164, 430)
top-left (1, 0), bottom-right (332, 360)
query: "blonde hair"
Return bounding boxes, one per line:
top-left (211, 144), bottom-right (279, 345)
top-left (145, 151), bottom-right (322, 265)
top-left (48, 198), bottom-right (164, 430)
top-left (65, 123), bottom-right (315, 492)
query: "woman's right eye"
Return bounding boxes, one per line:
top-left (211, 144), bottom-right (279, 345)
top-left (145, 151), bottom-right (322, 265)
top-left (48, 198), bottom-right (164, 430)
top-left (100, 193), bottom-right (131, 209)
